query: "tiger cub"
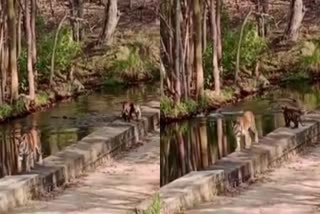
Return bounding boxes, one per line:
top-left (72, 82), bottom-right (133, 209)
top-left (121, 101), bottom-right (142, 122)
top-left (232, 111), bottom-right (259, 152)
top-left (282, 105), bottom-right (304, 128)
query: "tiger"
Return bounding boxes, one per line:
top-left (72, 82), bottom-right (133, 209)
top-left (121, 101), bottom-right (142, 122)
top-left (15, 129), bottom-right (43, 173)
top-left (232, 111), bottom-right (259, 152)
top-left (282, 105), bottom-right (304, 129)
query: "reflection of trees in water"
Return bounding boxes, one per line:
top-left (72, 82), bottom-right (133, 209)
top-left (161, 119), bottom-right (236, 186)
top-left (41, 128), bottom-right (85, 157)
top-left (0, 126), bottom-right (42, 178)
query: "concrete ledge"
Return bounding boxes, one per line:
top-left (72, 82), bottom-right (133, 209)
top-left (152, 111), bottom-right (320, 214)
top-left (0, 101), bottom-right (159, 213)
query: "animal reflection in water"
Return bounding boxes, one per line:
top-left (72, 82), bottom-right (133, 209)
top-left (16, 129), bottom-right (43, 172)
top-left (0, 128), bottom-right (43, 177)
top-left (232, 111), bottom-right (259, 151)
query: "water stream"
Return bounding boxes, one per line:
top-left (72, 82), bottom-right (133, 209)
top-left (0, 84), bottom-right (159, 178)
top-left (161, 82), bottom-right (320, 187)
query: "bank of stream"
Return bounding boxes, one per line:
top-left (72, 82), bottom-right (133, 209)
top-left (160, 82), bottom-right (320, 187)
top-left (0, 84), bottom-right (159, 179)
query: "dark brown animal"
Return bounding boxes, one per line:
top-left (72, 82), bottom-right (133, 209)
top-left (282, 105), bottom-right (304, 128)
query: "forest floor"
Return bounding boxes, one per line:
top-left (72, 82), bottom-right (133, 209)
top-left (9, 128), bottom-right (160, 214)
top-left (184, 141), bottom-right (320, 214)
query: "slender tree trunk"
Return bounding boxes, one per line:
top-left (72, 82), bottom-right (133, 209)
top-left (31, 0), bottom-right (37, 81)
top-left (210, 0), bottom-right (220, 94)
top-left (2, 44), bottom-right (8, 102)
top-left (187, 17), bottom-right (193, 97)
top-left (0, 25), bottom-right (4, 105)
top-left (174, 0), bottom-right (181, 103)
top-left (216, 0), bottom-right (222, 61)
top-left (255, 0), bottom-right (269, 37)
top-left (25, 0), bottom-right (35, 100)
top-left (78, 0), bottom-right (84, 40)
top-left (160, 57), bottom-right (164, 97)
top-left (8, 0), bottom-right (19, 102)
top-left (193, 0), bottom-right (204, 99)
top-left (70, 0), bottom-right (84, 41)
top-left (99, 0), bottom-right (120, 44)
top-left (235, 10), bottom-right (252, 82)
top-left (202, 3), bottom-right (207, 52)
top-left (182, 18), bottom-right (189, 100)
top-left (17, 1), bottom-right (21, 58)
top-left (283, 0), bottom-right (305, 42)
top-left (49, 14), bottom-right (67, 86)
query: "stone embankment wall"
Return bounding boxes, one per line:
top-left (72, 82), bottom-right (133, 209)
top-left (137, 111), bottom-right (320, 214)
top-left (0, 101), bottom-right (159, 213)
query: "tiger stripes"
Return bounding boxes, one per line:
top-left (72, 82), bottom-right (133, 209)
top-left (14, 129), bottom-right (43, 173)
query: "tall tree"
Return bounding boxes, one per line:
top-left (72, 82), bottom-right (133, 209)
top-left (69, 0), bottom-right (84, 42)
top-left (99, 0), bottom-right (120, 44)
top-left (31, 0), bottom-right (37, 80)
top-left (210, 0), bottom-right (220, 94)
top-left (7, 0), bottom-right (19, 102)
top-left (193, 0), bottom-right (204, 99)
top-left (25, 0), bottom-right (35, 100)
top-left (174, 0), bottom-right (181, 103)
top-left (216, 0), bottom-right (222, 61)
top-left (283, 0), bottom-right (305, 42)
top-left (255, 0), bottom-right (269, 38)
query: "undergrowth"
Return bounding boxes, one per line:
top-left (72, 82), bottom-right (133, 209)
top-left (96, 30), bottom-right (159, 85)
top-left (145, 194), bottom-right (161, 214)
top-left (203, 11), bottom-right (267, 88)
top-left (18, 25), bottom-right (81, 91)
top-left (161, 88), bottom-right (234, 118)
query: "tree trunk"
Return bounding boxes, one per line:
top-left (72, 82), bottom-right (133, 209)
top-left (235, 10), bottom-right (252, 82)
top-left (202, 3), bottom-right (207, 52)
top-left (255, 0), bottom-right (269, 37)
top-left (283, 0), bottom-right (305, 42)
top-left (216, 0), bottom-right (222, 61)
top-left (2, 44), bottom-right (8, 102)
top-left (160, 57), bottom-right (164, 97)
top-left (174, 0), bottom-right (181, 104)
top-left (69, 0), bottom-right (84, 42)
top-left (8, 0), bottom-right (19, 102)
top-left (25, 0), bottom-right (35, 100)
top-left (99, 0), bottom-right (120, 44)
top-left (210, 0), bottom-right (220, 94)
top-left (193, 0), bottom-right (204, 99)
top-left (17, 1), bottom-right (21, 58)
top-left (31, 0), bottom-right (37, 78)
top-left (0, 25), bottom-right (4, 105)
top-left (182, 18), bottom-right (189, 100)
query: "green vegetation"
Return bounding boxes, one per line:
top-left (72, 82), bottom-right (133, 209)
top-left (299, 40), bottom-right (320, 73)
top-left (203, 18), bottom-right (267, 87)
top-left (160, 88), bottom-right (234, 118)
top-left (18, 26), bottom-right (81, 89)
top-left (80, 30), bottom-right (159, 86)
top-left (145, 193), bottom-right (161, 214)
